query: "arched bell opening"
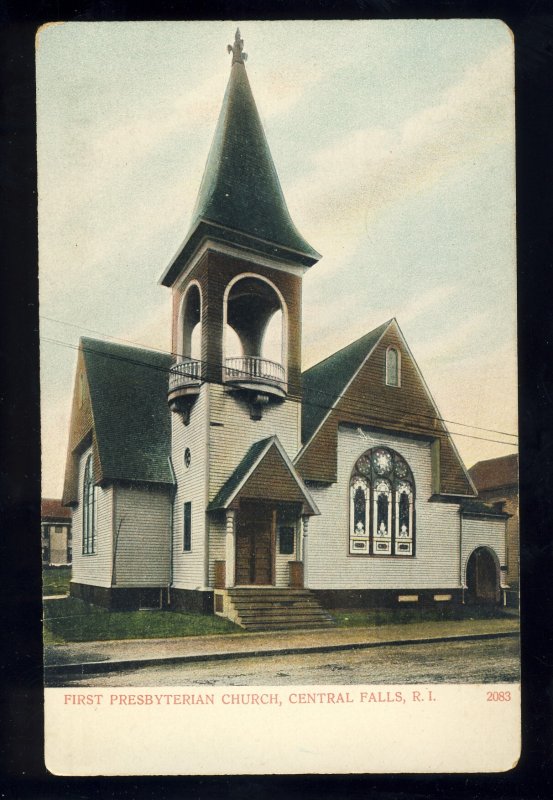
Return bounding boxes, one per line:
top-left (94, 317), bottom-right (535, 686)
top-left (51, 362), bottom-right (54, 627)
top-left (168, 282), bottom-right (203, 417)
top-left (180, 283), bottom-right (202, 360)
top-left (465, 546), bottom-right (500, 605)
top-left (223, 275), bottom-right (287, 400)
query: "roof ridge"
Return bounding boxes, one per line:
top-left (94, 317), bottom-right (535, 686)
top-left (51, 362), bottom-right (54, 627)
top-left (80, 336), bottom-right (172, 361)
top-left (302, 319), bottom-right (393, 376)
top-left (470, 452), bottom-right (518, 468)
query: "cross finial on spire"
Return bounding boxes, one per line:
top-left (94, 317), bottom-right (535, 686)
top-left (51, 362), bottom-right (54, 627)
top-left (227, 28), bottom-right (247, 64)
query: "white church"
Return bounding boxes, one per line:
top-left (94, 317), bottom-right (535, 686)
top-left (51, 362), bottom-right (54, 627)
top-left (62, 31), bottom-right (510, 629)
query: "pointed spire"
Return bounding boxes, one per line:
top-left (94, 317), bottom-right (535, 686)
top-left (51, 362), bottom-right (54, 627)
top-left (160, 30), bottom-right (320, 287)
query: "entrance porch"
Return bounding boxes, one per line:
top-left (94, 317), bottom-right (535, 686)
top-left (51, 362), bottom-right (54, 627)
top-left (206, 435), bottom-right (321, 627)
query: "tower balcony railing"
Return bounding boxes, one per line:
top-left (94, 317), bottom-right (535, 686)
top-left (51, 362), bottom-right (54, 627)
top-left (223, 356), bottom-right (287, 395)
top-left (168, 359), bottom-right (202, 396)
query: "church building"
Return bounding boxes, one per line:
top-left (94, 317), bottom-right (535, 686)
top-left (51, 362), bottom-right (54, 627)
top-left (62, 31), bottom-right (510, 628)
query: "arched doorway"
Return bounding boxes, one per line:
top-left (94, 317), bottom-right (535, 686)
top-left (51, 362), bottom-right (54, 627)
top-left (466, 547), bottom-right (500, 604)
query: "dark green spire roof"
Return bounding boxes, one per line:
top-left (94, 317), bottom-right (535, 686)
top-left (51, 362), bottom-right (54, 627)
top-left (160, 30), bottom-right (320, 286)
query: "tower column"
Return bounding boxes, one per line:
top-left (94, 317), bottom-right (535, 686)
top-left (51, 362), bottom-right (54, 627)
top-left (301, 515), bottom-right (309, 587)
top-left (225, 509), bottom-right (236, 588)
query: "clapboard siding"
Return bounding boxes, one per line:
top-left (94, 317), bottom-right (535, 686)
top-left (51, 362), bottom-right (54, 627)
top-left (477, 486), bottom-right (518, 588)
top-left (208, 383), bottom-right (300, 501)
top-left (275, 523), bottom-right (297, 587)
top-left (112, 485), bottom-right (171, 587)
top-left (208, 515), bottom-right (226, 587)
top-left (297, 323), bottom-right (473, 496)
top-left (461, 517), bottom-right (506, 585)
top-left (71, 447), bottom-right (113, 587)
top-left (306, 426), bottom-right (461, 590)
top-left (172, 385), bottom-right (208, 590)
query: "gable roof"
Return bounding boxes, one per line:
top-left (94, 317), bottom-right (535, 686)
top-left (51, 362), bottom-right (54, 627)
top-left (69, 338), bottom-right (174, 489)
top-left (301, 320), bottom-right (392, 445)
top-left (160, 44), bottom-right (319, 287)
top-left (296, 318), bottom-right (476, 496)
top-left (41, 499), bottom-right (72, 522)
top-left (469, 453), bottom-right (518, 492)
top-left (207, 435), bottom-right (319, 515)
top-left (460, 499), bottom-right (511, 518)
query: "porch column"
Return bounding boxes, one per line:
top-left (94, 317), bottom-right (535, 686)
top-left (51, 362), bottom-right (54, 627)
top-left (301, 515), bottom-right (309, 587)
top-left (225, 509), bottom-right (235, 588)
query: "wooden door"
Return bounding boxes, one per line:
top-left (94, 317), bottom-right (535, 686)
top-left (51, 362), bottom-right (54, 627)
top-left (235, 503), bottom-right (274, 585)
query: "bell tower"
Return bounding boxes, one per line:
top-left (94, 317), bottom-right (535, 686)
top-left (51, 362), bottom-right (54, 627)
top-left (160, 31), bottom-right (320, 605)
top-left (161, 29), bottom-right (319, 420)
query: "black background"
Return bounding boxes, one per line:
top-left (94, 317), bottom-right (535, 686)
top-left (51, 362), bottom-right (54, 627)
top-left (1, 1), bottom-right (552, 798)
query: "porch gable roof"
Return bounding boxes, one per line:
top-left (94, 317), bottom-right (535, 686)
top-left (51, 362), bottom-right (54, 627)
top-left (207, 435), bottom-right (319, 515)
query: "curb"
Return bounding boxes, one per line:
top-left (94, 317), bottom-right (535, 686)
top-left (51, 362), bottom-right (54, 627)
top-left (44, 630), bottom-right (519, 678)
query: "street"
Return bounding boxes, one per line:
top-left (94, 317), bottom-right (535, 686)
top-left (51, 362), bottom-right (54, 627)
top-left (49, 635), bottom-right (519, 687)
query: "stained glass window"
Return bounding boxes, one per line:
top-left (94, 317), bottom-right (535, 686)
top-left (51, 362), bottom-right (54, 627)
top-left (349, 477), bottom-right (369, 553)
top-left (350, 447), bottom-right (415, 556)
top-left (82, 454), bottom-right (96, 555)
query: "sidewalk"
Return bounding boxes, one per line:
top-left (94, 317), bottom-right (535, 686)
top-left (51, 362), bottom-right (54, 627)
top-left (44, 617), bottom-right (519, 676)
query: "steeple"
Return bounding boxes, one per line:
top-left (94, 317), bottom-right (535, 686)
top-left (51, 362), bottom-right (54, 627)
top-left (160, 29), bottom-right (320, 287)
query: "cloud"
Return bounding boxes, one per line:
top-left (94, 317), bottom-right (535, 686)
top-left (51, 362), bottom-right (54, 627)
top-left (302, 283), bottom-right (459, 370)
top-left (409, 312), bottom-right (488, 364)
top-left (287, 43), bottom-right (513, 278)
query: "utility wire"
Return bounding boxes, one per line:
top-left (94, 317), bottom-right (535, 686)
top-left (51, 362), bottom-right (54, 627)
top-left (41, 316), bottom-right (519, 441)
top-left (41, 335), bottom-right (519, 449)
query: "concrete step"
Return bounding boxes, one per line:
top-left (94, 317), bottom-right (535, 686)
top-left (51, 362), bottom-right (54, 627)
top-left (229, 600), bottom-right (324, 611)
top-left (224, 587), bottom-right (335, 632)
top-left (237, 611), bottom-right (332, 622)
top-left (228, 586), bottom-right (313, 597)
top-left (242, 620), bottom-right (335, 631)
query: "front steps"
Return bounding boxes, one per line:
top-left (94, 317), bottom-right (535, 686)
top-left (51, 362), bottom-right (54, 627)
top-left (219, 587), bottom-right (335, 631)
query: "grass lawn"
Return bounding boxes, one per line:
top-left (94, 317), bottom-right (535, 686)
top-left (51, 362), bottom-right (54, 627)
top-left (43, 597), bottom-right (245, 645)
top-left (331, 605), bottom-right (519, 628)
top-left (42, 567), bottom-right (71, 596)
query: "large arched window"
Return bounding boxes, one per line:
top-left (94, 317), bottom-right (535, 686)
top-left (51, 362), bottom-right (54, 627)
top-left (349, 447), bottom-right (415, 556)
top-left (82, 454), bottom-right (96, 555)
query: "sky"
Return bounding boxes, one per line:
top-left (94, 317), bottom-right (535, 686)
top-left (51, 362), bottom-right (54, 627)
top-left (36, 20), bottom-right (517, 498)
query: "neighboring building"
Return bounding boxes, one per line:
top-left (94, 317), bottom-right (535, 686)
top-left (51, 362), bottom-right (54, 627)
top-left (62, 31), bottom-right (510, 626)
top-left (469, 454), bottom-right (519, 604)
top-left (41, 499), bottom-right (72, 566)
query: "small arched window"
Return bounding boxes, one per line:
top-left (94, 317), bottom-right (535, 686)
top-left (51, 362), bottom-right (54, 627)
top-left (349, 447), bottom-right (415, 556)
top-left (82, 454), bottom-right (96, 554)
top-left (386, 347), bottom-right (400, 387)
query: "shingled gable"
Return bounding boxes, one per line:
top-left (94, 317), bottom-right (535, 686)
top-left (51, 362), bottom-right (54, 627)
top-left (62, 337), bottom-right (174, 505)
top-left (296, 318), bottom-right (476, 497)
top-left (208, 435), bottom-right (319, 515)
